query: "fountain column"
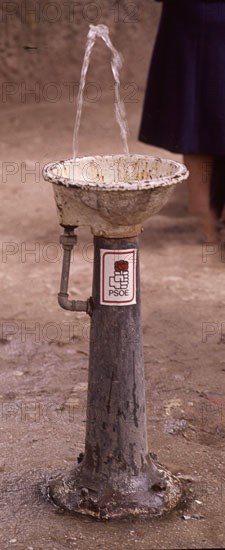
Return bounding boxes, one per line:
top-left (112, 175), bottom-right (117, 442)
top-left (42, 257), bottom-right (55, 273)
top-left (47, 233), bottom-right (183, 519)
top-left (85, 236), bottom-right (147, 475)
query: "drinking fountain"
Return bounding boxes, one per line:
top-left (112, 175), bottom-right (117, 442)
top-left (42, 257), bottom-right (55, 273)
top-left (42, 24), bottom-right (189, 520)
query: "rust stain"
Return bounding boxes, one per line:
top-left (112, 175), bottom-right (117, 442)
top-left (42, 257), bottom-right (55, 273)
top-left (106, 371), bottom-right (114, 413)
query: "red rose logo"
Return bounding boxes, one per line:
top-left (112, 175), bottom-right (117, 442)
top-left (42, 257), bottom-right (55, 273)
top-left (114, 260), bottom-right (129, 272)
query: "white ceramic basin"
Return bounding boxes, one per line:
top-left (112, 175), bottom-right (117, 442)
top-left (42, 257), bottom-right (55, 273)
top-left (43, 154), bottom-right (189, 237)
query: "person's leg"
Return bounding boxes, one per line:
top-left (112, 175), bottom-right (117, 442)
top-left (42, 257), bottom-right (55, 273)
top-left (184, 154), bottom-right (218, 242)
top-left (210, 156), bottom-right (225, 224)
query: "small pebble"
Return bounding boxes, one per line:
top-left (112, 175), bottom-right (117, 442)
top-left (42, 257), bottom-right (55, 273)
top-left (182, 514), bottom-right (192, 521)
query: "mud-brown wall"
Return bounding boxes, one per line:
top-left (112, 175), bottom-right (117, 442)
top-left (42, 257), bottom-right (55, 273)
top-left (0, 0), bottom-right (161, 105)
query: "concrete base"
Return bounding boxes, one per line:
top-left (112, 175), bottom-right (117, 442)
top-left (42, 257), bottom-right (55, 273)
top-left (46, 455), bottom-right (183, 520)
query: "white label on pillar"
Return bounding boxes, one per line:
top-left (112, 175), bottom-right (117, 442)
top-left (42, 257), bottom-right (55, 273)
top-left (100, 249), bottom-right (137, 306)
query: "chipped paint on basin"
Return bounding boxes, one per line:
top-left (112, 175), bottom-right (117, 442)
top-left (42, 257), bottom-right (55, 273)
top-left (43, 154), bottom-right (189, 237)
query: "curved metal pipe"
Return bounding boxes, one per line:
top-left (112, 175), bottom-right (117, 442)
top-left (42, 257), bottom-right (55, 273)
top-left (58, 226), bottom-right (92, 316)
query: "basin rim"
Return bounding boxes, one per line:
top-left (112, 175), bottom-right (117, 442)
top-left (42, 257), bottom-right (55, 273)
top-left (43, 154), bottom-right (189, 191)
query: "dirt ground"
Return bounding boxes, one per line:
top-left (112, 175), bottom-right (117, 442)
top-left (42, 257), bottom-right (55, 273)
top-left (1, 4), bottom-right (225, 549)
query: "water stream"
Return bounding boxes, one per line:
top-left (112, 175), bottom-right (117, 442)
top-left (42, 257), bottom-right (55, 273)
top-left (72, 24), bottom-right (130, 160)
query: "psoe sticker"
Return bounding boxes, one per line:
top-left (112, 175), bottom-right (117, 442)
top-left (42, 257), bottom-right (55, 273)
top-left (100, 249), bottom-right (137, 306)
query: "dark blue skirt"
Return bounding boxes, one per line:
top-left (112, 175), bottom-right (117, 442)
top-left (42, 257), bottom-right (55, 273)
top-left (139, 0), bottom-right (225, 154)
